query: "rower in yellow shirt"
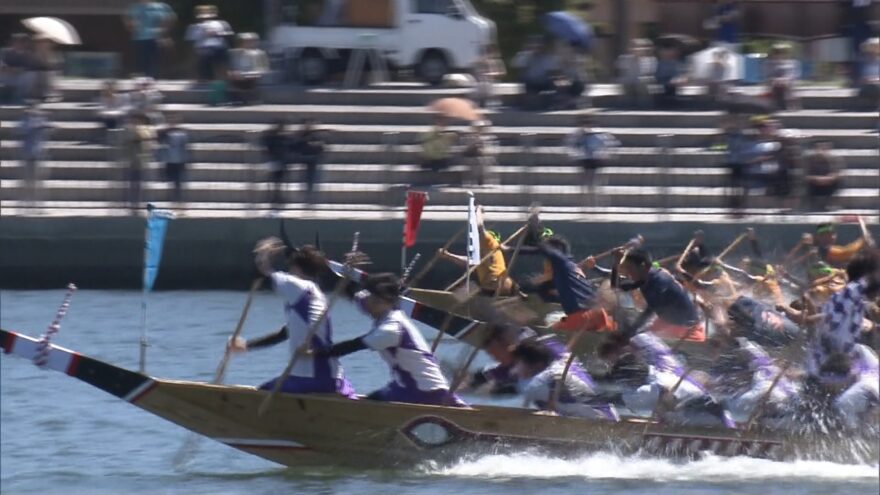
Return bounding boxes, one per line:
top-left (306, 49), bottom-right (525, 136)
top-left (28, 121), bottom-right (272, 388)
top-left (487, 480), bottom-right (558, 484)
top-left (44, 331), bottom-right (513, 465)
top-left (438, 205), bottom-right (515, 295)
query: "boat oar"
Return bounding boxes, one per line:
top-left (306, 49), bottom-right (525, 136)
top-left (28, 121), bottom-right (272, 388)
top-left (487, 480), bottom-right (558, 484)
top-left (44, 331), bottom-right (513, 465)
top-left (404, 225), bottom-right (467, 292)
top-left (443, 225), bottom-right (527, 292)
top-left (547, 327), bottom-right (590, 412)
top-left (173, 276), bottom-right (263, 469)
top-left (742, 360), bottom-right (794, 431)
top-left (857, 215), bottom-right (875, 246)
top-left (257, 233), bottom-right (359, 418)
top-left (695, 232), bottom-right (748, 279)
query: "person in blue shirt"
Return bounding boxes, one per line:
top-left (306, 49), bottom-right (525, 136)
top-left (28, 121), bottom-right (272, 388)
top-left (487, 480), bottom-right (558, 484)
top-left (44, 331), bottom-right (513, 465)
top-left (125, 0), bottom-right (176, 78)
top-left (709, 1), bottom-right (741, 46)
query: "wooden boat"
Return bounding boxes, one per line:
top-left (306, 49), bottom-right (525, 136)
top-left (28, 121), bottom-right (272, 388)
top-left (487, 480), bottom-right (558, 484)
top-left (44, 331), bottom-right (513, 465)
top-left (2, 328), bottom-right (874, 468)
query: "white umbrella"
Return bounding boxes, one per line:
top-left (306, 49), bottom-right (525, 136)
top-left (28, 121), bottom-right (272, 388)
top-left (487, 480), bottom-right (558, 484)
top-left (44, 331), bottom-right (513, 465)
top-left (22, 17), bottom-right (82, 45)
top-left (689, 45), bottom-right (743, 82)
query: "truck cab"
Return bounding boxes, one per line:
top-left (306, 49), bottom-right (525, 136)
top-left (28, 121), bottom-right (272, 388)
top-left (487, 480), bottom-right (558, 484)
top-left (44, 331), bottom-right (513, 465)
top-left (268, 0), bottom-right (495, 85)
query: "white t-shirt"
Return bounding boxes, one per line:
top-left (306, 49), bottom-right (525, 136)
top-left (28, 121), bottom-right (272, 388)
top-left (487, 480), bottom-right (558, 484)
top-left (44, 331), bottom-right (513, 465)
top-left (271, 271), bottom-right (342, 380)
top-left (361, 309), bottom-right (450, 392)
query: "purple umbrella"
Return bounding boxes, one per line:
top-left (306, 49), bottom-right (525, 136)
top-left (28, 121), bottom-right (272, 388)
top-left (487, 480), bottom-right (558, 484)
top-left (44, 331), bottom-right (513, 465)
top-left (541, 11), bottom-right (593, 50)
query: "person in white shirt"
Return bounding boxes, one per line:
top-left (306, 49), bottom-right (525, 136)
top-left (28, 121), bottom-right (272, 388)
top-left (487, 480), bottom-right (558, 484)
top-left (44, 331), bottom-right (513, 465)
top-left (316, 272), bottom-right (467, 407)
top-left (185, 4), bottom-right (233, 82)
top-left (228, 237), bottom-right (355, 397)
top-left (228, 33), bottom-right (269, 105)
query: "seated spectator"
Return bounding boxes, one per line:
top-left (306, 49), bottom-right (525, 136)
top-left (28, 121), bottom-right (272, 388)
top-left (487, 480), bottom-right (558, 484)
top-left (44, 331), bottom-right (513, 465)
top-left (654, 45), bottom-right (687, 108)
top-left (28, 35), bottom-right (62, 103)
top-left (185, 4), bottom-right (233, 82)
top-left (129, 77), bottom-right (164, 125)
top-left (617, 38), bottom-right (656, 109)
top-left (96, 80), bottom-right (130, 132)
top-left (765, 42), bottom-right (800, 111)
top-left (419, 116), bottom-right (457, 173)
top-left (460, 120), bottom-right (498, 187)
top-left (291, 118), bottom-right (326, 203)
top-left (857, 37), bottom-right (880, 109)
top-left (557, 41), bottom-right (589, 110)
top-left (228, 33), bottom-right (268, 105)
top-left (515, 38), bottom-right (561, 110)
top-left (156, 113), bottom-right (189, 204)
top-left (707, 49), bottom-right (733, 106)
top-left (565, 114), bottom-right (620, 206)
top-left (472, 44), bottom-right (506, 108)
top-left (0, 33), bottom-right (32, 105)
top-left (804, 140), bottom-right (843, 211)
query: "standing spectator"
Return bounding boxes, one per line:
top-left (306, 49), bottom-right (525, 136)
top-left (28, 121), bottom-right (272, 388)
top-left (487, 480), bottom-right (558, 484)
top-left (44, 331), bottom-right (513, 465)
top-left (706, 0), bottom-right (741, 47)
top-left (847, 0), bottom-right (876, 85)
top-left (617, 38), bottom-right (656, 109)
top-left (262, 119), bottom-right (290, 208)
top-left (804, 140), bottom-right (843, 211)
top-left (228, 33), bottom-right (269, 105)
top-left (419, 116), bottom-right (457, 173)
top-left (185, 4), bottom-right (233, 83)
top-left (557, 41), bottom-right (589, 110)
top-left (769, 126), bottom-right (802, 210)
top-left (28, 36), bottom-right (62, 102)
top-left (654, 45), bottom-right (686, 108)
top-left (122, 112), bottom-right (156, 212)
top-left (707, 49), bottom-right (733, 106)
top-left (857, 37), bottom-right (880, 109)
top-left (722, 113), bottom-right (754, 212)
top-left (125, 0), bottom-right (176, 78)
top-left (765, 43), bottom-right (801, 111)
top-left (130, 77), bottom-right (164, 125)
top-left (565, 114), bottom-right (620, 205)
top-left (96, 80), bottom-right (130, 134)
top-left (460, 120), bottom-right (498, 187)
top-left (17, 103), bottom-right (52, 203)
top-left (1, 33), bottom-right (32, 104)
top-left (157, 113), bottom-right (189, 204)
top-left (291, 119), bottom-right (326, 203)
top-left (472, 44), bottom-right (506, 108)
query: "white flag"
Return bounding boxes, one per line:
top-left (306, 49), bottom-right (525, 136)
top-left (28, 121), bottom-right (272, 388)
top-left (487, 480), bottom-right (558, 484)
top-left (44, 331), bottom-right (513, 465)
top-left (466, 192), bottom-right (481, 266)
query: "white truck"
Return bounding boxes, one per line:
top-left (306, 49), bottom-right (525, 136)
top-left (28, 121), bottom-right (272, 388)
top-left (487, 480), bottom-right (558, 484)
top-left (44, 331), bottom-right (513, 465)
top-left (268, 0), bottom-right (495, 85)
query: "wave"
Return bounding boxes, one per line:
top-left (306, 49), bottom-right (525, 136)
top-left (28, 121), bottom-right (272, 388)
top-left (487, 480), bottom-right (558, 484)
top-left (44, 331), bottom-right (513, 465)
top-left (428, 452), bottom-right (879, 482)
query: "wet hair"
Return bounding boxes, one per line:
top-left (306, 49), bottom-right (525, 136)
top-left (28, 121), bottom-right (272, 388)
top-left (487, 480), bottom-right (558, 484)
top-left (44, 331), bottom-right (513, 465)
top-left (846, 248), bottom-right (880, 282)
top-left (511, 339), bottom-right (555, 368)
top-left (623, 247), bottom-right (653, 270)
top-left (363, 272), bottom-right (401, 304)
top-left (597, 333), bottom-right (631, 360)
top-left (544, 235), bottom-right (571, 256)
top-left (484, 323), bottom-right (519, 347)
top-left (288, 245), bottom-right (327, 279)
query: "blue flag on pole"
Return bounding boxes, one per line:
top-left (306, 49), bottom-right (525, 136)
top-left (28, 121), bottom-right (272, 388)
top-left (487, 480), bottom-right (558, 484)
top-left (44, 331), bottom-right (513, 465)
top-left (143, 204), bottom-right (174, 293)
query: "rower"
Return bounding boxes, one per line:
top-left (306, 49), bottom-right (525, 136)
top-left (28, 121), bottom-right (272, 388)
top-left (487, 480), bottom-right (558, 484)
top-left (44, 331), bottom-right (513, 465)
top-left (228, 238), bottom-right (355, 397)
top-left (437, 204), bottom-right (515, 296)
top-left (512, 339), bottom-right (619, 420)
top-left (466, 324), bottom-right (532, 395)
top-left (315, 272), bottom-right (467, 407)
top-left (808, 345), bottom-right (880, 430)
top-left (518, 213), bottom-right (613, 334)
top-left (727, 295), bottom-right (801, 347)
top-left (812, 222), bottom-right (869, 269)
top-left (598, 332), bottom-right (734, 427)
top-left (612, 247), bottom-right (706, 342)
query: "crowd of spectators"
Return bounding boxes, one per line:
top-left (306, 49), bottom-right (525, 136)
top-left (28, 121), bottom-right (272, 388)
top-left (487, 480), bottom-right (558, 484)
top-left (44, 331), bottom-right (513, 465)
top-left (0, 33), bottom-right (62, 105)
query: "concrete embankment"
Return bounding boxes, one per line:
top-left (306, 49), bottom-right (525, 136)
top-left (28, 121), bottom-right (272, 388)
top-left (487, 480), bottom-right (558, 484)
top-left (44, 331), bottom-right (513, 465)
top-left (2, 214), bottom-right (877, 290)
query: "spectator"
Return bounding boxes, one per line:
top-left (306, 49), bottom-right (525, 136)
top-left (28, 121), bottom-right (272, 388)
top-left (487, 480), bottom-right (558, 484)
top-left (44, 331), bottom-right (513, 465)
top-left (720, 113), bottom-right (756, 213)
top-left (765, 42), bottom-right (800, 111)
top-left (857, 37), bottom-right (880, 109)
top-left (291, 118), bottom-right (326, 203)
top-left (419, 116), bottom-right (457, 173)
top-left (749, 117), bottom-right (783, 191)
top-left (847, 0), bottom-right (875, 85)
top-left (565, 114), bottom-right (620, 205)
top-left (122, 112), bottom-right (156, 212)
top-left (125, 0), bottom-right (176, 78)
top-left (28, 36), bottom-right (62, 103)
top-left (157, 113), bottom-right (189, 204)
top-left (706, 0), bottom-right (741, 47)
top-left (617, 38), bottom-right (656, 109)
top-left (262, 119), bottom-right (290, 208)
top-left (129, 77), bottom-right (164, 125)
top-left (654, 45), bottom-right (686, 108)
top-left (460, 120), bottom-right (498, 187)
top-left (515, 37), bottom-right (561, 110)
top-left (707, 49), bottom-right (733, 106)
top-left (804, 140), bottom-right (843, 211)
top-left (472, 44), bottom-right (506, 108)
top-left (185, 4), bottom-right (233, 83)
top-left (96, 80), bottom-right (130, 133)
top-left (228, 33), bottom-right (269, 105)
top-left (769, 126), bottom-right (802, 210)
top-left (557, 41), bottom-right (589, 110)
top-left (17, 103), bottom-right (52, 203)
top-left (0, 33), bottom-right (31, 105)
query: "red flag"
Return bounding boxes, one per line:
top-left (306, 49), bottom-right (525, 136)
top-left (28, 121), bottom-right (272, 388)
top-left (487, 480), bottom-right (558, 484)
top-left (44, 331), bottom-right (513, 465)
top-left (403, 190), bottom-right (428, 248)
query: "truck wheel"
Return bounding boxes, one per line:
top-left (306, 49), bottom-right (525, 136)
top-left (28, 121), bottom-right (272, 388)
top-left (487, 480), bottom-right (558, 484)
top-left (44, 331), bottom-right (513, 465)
top-left (299, 49), bottom-right (328, 85)
top-left (418, 52), bottom-right (449, 86)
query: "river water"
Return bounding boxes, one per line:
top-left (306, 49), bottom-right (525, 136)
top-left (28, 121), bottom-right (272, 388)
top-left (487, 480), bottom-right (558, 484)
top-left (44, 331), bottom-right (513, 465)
top-left (1, 289), bottom-right (877, 495)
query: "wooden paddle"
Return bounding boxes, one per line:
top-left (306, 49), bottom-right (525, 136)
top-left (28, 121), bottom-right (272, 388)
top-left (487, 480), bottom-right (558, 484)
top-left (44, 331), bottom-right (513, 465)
top-left (443, 225), bottom-right (527, 292)
top-left (858, 215), bottom-right (875, 247)
top-left (742, 361), bottom-right (794, 431)
top-left (257, 233), bottom-right (360, 417)
top-left (546, 328), bottom-right (589, 412)
top-left (404, 224), bottom-right (467, 292)
top-left (173, 276), bottom-right (263, 468)
top-left (695, 232), bottom-right (748, 278)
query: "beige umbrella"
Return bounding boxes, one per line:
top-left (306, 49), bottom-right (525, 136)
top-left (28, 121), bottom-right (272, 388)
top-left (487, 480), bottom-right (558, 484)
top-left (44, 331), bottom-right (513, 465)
top-left (428, 97), bottom-right (481, 122)
top-left (22, 17), bottom-right (82, 45)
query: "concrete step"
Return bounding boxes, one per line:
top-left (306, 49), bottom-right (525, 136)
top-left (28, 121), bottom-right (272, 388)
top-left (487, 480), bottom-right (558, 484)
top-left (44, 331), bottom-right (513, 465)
top-left (3, 161), bottom-right (878, 189)
top-left (3, 122), bottom-right (878, 148)
top-left (50, 79), bottom-right (873, 110)
top-left (3, 142), bottom-right (878, 170)
top-left (3, 179), bottom-right (876, 210)
top-left (3, 103), bottom-right (877, 130)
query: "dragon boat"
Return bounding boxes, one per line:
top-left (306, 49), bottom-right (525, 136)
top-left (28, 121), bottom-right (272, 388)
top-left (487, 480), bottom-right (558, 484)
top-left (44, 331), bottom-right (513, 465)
top-left (2, 328), bottom-right (875, 469)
